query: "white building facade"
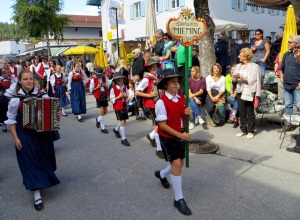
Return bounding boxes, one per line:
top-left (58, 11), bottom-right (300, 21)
top-left (99, 0), bottom-right (285, 55)
top-left (0, 41), bottom-right (26, 60)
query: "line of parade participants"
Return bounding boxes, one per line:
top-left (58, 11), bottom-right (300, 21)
top-left (0, 29), bottom-right (270, 215)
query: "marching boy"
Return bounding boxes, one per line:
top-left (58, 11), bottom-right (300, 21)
top-left (155, 69), bottom-right (193, 216)
top-left (90, 66), bottom-right (109, 133)
top-left (110, 72), bottom-right (130, 146)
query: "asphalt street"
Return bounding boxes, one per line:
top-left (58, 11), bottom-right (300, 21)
top-left (1, 93), bottom-right (300, 220)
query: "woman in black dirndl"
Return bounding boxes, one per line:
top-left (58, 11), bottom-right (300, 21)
top-left (5, 70), bottom-right (61, 211)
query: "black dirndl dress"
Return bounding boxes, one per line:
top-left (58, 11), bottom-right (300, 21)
top-left (54, 77), bottom-right (70, 108)
top-left (15, 113), bottom-right (60, 190)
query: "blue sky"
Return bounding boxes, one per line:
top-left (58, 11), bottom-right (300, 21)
top-left (0, 0), bottom-right (99, 23)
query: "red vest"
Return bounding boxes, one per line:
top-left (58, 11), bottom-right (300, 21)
top-left (92, 75), bottom-right (109, 99)
top-left (0, 77), bottom-right (12, 89)
top-left (39, 62), bottom-right (49, 77)
top-left (9, 66), bottom-right (17, 77)
top-left (55, 74), bottom-right (63, 85)
top-left (157, 93), bottom-right (186, 139)
top-left (143, 76), bottom-right (156, 109)
top-left (112, 85), bottom-right (127, 110)
top-left (72, 71), bottom-right (83, 82)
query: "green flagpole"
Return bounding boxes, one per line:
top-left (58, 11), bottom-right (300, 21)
top-left (185, 45), bottom-right (189, 168)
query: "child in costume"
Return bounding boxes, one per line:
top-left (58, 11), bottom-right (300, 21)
top-left (110, 72), bottom-right (130, 146)
top-left (89, 66), bottom-right (109, 133)
top-left (155, 69), bottom-right (193, 216)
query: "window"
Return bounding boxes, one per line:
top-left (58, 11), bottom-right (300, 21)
top-left (133, 2), bottom-right (141, 18)
top-left (171, 0), bottom-right (180, 9)
top-left (254, 6), bottom-right (260, 13)
top-left (153, 0), bottom-right (159, 13)
top-left (236, 0), bottom-right (242, 10)
top-left (271, 9), bottom-right (276, 15)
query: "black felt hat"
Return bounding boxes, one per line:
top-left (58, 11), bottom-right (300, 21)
top-left (94, 66), bottom-right (104, 77)
top-left (157, 69), bottom-right (182, 90)
top-left (112, 72), bottom-right (125, 81)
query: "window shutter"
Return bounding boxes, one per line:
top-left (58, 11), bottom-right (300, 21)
top-left (179, 0), bottom-right (185, 7)
top-left (158, 0), bottom-right (163, 12)
top-left (164, 0), bottom-right (169, 11)
top-left (141, 1), bottom-right (145, 17)
top-left (251, 6), bottom-right (255, 12)
top-left (243, 0), bottom-right (247, 11)
top-left (130, 4), bottom-right (134, 19)
top-left (232, 0), bottom-right (236, 9)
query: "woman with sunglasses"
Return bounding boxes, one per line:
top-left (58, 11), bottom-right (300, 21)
top-left (250, 29), bottom-right (270, 85)
top-left (159, 33), bottom-right (175, 71)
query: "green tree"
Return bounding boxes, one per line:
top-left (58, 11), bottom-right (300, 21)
top-left (194, 0), bottom-right (216, 77)
top-left (12, 0), bottom-right (70, 55)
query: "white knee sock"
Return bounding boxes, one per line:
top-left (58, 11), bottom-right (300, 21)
top-left (120, 126), bottom-right (126, 140)
top-left (33, 190), bottom-right (42, 204)
top-left (149, 129), bottom-right (156, 139)
top-left (160, 164), bottom-right (172, 178)
top-left (154, 133), bottom-right (162, 151)
top-left (99, 116), bottom-right (105, 129)
top-left (61, 107), bottom-right (66, 115)
top-left (115, 123), bottom-right (120, 131)
top-left (171, 174), bottom-right (183, 201)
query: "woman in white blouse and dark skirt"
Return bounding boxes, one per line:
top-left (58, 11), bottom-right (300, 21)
top-left (234, 48), bottom-right (261, 139)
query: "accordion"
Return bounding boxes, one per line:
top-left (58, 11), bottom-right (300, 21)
top-left (22, 98), bottom-right (60, 132)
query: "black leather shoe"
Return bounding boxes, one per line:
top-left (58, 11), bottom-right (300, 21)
top-left (96, 118), bottom-right (100, 128)
top-left (156, 151), bottom-right (165, 160)
top-left (121, 139), bottom-right (130, 146)
top-left (146, 134), bottom-right (156, 148)
top-left (113, 128), bottom-right (121, 138)
top-left (154, 171), bottom-right (170, 189)
top-left (101, 129), bottom-right (109, 134)
top-left (286, 146), bottom-right (300, 154)
top-left (174, 198), bottom-right (192, 216)
top-left (34, 199), bottom-right (43, 211)
top-left (2, 125), bottom-right (7, 132)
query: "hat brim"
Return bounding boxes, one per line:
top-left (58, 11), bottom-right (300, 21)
top-left (157, 75), bottom-right (183, 90)
top-left (95, 73), bottom-right (104, 77)
top-left (113, 75), bottom-right (126, 81)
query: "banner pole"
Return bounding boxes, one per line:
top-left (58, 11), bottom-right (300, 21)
top-left (185, 46), bottom-right (189, 168)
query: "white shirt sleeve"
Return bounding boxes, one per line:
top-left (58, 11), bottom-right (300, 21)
top-left (125, 86), bottom-right (129, 98)
top-left (206, 75), bottom-right (212, 91)
top-left (35, 63), bottom-right (41, 73)
top-left (89, 78), bottom-right (95, 93)
top-left (5, 98), bottom-right (20, 125)
top-left (67, 72), bottom-right (73, 90)
top-left (81, 70), bottom-right (87, 85)
top-left (110, 87), bottom-right (116, 104)
top-left (220, 76), bottom-right (226, 92)
top-left (50, 74), bottom-right (55, 86)
top-left (135, 78), bottom-right (149, 91)
top-left (155, 99), bottom-right (167, 122)
top-left (4, 82), bottom-right (16, 97)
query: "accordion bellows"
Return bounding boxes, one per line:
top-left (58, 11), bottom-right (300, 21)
top-left (22, 98), bottom-right (60, 132)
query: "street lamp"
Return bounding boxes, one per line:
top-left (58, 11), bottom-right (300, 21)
top-left (110, 7), bottom-right (120, 58)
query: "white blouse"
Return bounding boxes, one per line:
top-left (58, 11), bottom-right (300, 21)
top-left (50, 72), bottom-right (67, 87)
top-left (206, 75), bottom-right (225, 92)
top-left (67, 70), bottom-right (87, 90)
top-left (110, 84), bottom-right (129, 104)
top-left (5, 88), bottom-right (48, 125)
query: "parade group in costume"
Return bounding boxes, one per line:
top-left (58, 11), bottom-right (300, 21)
top-left (135, 58), bottom-right (164, 159)
top-left (35, 56), bottom-right (51, 90)
top-left (155, 69), bottom-right (193, 216)
top-left (50, 65), bottom-right (70, 116)
top-left (67, 62), bottom-right (87, 122)
top-left (5, 70), bottom-right (61, 211)
top-left (110, 72), bottom-right (131, 146)
top-left (89, 66), bottom-right (109, 133)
